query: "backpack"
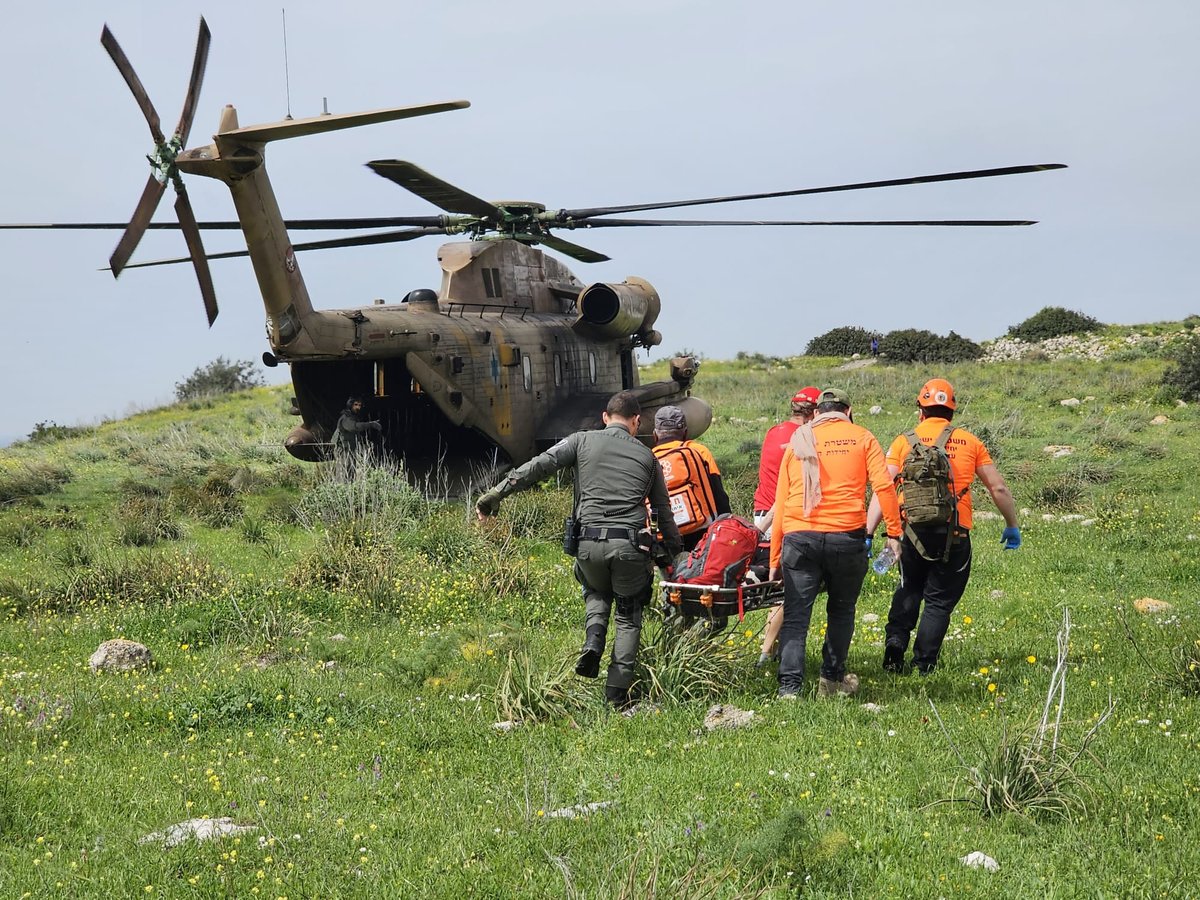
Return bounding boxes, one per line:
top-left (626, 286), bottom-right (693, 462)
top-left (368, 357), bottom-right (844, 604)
top-left (653, 442), bottom-right (719, 536)
top-left (674, 514), bottom-right (761, 588)
top-left (897, 425), bottom-right (967, 561)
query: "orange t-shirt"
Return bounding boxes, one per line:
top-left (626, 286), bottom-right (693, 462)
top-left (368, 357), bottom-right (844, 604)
top-left (770, 419), bottom-right (902, 569)
top-left (885, 417), bottom-right (993, 530)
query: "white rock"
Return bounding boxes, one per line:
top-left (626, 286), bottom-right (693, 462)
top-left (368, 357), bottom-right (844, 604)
top-left (1060, 514), bottom-right (1085, 522)
top-left (704, 704), bottom-right (756, 731)
top-left (1060, 398), bottom-right (1081, 407)
top-left (1150, 415), bottom-right (1169, 425)
top-left (861, 702), bottom-right (884, 714)
top-left (960, 851), bottom-right (999, 872)
top-left (1080, 519), bottom-right (1097, 527)
top-left (139, 818), bottom-right (257, 848)
top-left (1019, 508), bottom-right (1032, 516)
top-left (1083, 396), bottom-right (1096, 402)
top-left (861, 613), bottom-right (880, 624)
top-left (1042, 445), bottom-right (1074, 457)
top-left (1175, 399), bottom-right (1188, 408)
top-left (491, 720), bottom-right (519, 731)
top-left (990, 590), bottom-right (1005, 599)
top-left (1053, 448), bottom-right (1074, 458)
top-left (329, 633), bottom-right (348, 642)
top-left (546, 800), bottom-right (615, 819)
top-left (869, 406), bottom-right (883, 415)
top-left (89, 639), bottom-right (153, 673)
top-left (1041, 514), bottom-right (1057, 522)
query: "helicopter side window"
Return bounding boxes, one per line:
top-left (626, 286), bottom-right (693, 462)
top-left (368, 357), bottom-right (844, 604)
top-left (522, 355), bottom-right (533, 392)
top-left (482, 267), bottom-right (504, 299)
top-left (588, 352), bottom-right (597, 385)
top-left (553, 353), bottom-right (562, 387)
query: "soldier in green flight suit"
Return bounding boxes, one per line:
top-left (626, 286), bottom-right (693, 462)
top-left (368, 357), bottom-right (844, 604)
top-left (476, 390), bottom-right (682, 708)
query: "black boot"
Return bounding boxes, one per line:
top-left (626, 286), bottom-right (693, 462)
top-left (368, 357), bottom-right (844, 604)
top-left (882, 643), bottom-right (906, 674)
top-left (575, 626), bottom-right (606, 678)
top-left (605, 684), bottom-right (631, 710)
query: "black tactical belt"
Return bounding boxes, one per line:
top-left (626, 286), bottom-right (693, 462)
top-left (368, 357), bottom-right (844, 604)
top-left (579, 526), bottom-right (638, 541)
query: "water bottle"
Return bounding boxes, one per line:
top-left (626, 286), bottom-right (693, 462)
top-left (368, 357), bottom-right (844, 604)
top-left (872, 544), bottom-right (897, 575)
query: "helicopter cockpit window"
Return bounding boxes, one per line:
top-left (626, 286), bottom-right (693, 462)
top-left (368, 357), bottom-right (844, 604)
top-left (522, 355), bottom-right (532, 392)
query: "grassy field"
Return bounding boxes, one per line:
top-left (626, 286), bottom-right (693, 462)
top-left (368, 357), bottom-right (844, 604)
top-left (1, 342), bottom-right (1197, 897)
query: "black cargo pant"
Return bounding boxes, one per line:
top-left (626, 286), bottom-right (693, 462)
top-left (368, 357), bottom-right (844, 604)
top-left (884, 530), bottom-right (972, 673)
top-left (777, 531), bottom-right (868, 693)
top-left (574, 538), bottom-right (653, 694)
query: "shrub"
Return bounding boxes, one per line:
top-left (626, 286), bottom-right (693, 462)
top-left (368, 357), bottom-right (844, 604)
top-left (878, 328), bottom-right (982, 363)
top-left (1008, 307), bottom-right (1101, 342)
top-left (1162, 334), bottom-right (1200, 402)
top-left (26, 421), bottom-right (95, 444)
top-left (174, 357), bottom-right (265, 401)
top-left (0, 462), bottom-right (72, 504)
top-left (930, 609), bottom-right (1113, 819)
top-left (634, 616), bottom-right (747, 703)
top-left (117, 495), bottom-right (183, 546)
top-left (805, 326), bottom-right (879, 357)
top-left (488, 648), bottom-right (596, 724)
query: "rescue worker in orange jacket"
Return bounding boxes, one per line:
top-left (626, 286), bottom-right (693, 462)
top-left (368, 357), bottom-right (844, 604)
top-left (769, 388), bottom-right (902, 697)
top-left (753, 386), bottom-right (819, 667)
top-left (652, 405), bottom-right (731, 553)
top-left (865, 378), bottom-right (1020, 674)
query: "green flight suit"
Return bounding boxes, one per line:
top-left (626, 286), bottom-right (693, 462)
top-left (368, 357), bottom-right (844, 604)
top-left (478, 423), bottom-right (682, 695)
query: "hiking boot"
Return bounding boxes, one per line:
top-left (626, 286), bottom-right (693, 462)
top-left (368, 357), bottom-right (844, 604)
top-left (882, 644), bottom-right (906, 674)
top-left (575, 627), bottom-right (606, 679)
top-left (817, 673), bottom-right (860, 698)
top-left (605, 685), bottom-right (632, 710)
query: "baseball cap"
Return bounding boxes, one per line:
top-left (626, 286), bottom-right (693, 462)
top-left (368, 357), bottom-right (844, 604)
top-left (790, 386), bottom-right (820, 409)
top-left (917, 378), bottom-right (957, 410)
top-left (654, 405), bottom-right (687, 431)
top-left (817, 387), bottom-right (851, 406)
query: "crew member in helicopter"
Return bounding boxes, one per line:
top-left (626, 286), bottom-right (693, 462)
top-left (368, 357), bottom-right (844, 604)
top-left (333, 396), bottom-right (381, 480)
top-left (475, 391), bottom-right (682, 709)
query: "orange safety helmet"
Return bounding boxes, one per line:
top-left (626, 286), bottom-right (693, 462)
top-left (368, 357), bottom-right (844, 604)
top-left (917, 378), bottom-right (957, 410)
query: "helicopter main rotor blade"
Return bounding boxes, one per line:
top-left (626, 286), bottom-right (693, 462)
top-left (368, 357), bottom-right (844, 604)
top-left (109, 174), bottom-right (167, 276)
top-left (100, 24), bottom-right (164, 145)
top-left (560, 164), bottom-right (1067, 220)
top-left (571, 217), bottom-right (1038, 227)
top-left (368, 160), bottom-right (501, 220)
top-left (533, 234), bottom-right (611, 263)
top-left (173, 17), bottom-right (211, 147)
top-left (224, 102), bottom-right (470, 144)
top-left (173, 188), bottom-right (219, 325)
top-left (115, 227), bottom-right (449, 270)
top-left (0, 215), bottom-right (449, 231)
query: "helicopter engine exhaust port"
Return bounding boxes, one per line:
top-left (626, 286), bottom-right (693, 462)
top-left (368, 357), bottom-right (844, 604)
top-left (574, 277), bottom-right (661, 340)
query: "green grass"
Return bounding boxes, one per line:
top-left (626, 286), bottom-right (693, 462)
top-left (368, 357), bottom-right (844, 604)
top-left (0, 343), bottom-right (1198, 897)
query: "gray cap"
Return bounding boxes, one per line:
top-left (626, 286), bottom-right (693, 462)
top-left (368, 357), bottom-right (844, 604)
top-left (654, 405), bottom-right (687, 431)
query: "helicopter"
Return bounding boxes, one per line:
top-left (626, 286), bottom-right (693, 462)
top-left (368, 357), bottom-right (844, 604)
top-left (4, 19), bottom-right (1065, 486)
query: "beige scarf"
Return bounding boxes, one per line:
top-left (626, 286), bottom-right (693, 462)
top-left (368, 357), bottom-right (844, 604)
top-left (788, 411), bottom-right (852, 515)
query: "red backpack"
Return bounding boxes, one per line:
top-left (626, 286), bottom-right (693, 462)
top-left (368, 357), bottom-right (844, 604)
top-left (673, 514), bottom-right (760, 588)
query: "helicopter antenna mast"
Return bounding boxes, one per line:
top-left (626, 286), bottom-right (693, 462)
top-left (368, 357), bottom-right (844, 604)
top-left (281, 8), bottom-right (293, 120)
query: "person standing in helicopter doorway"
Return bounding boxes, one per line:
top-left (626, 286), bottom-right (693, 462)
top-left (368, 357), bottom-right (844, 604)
top-left (475, 391), bottom-right (683, 709)
top-left (333, 396), bottom-right (381, 480)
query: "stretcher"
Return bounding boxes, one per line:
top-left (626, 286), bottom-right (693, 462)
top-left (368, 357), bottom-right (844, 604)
top-left (658, 576), bottom-right (784, 623)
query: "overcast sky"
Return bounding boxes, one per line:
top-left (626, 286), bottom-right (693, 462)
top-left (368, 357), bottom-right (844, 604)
top-left (2, 1), bottom-right (1197, 445)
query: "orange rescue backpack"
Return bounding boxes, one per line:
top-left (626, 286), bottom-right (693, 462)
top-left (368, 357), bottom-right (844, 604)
top-left (653, 442), bottom-right (718, 536)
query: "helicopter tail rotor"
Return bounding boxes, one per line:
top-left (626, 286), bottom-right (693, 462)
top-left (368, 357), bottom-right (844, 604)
top-left (102, 17), bottom-right (219, 325)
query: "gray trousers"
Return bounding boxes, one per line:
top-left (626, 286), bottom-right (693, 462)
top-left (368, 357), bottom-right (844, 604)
top-left (574, 538), bottom-right (653, 692)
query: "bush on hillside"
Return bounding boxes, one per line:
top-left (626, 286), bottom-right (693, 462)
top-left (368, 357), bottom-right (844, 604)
top-left (805, 326), bottom-right (880, 357)
top-left (1008, 307), bottom-right (1101, 342)
top-left (175, 357), bottom-right (265, 401)
top-left (878, 328), bottom-right (982, 363)
top-left (1162, 334), bottom-right (1200, 402)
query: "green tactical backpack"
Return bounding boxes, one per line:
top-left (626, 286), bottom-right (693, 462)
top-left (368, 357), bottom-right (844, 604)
top-left (898, 425), bottom-right (967, 561)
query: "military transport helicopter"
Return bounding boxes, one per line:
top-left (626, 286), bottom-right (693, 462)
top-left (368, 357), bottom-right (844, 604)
top-left (4, 19), bottom-right (1065, 485)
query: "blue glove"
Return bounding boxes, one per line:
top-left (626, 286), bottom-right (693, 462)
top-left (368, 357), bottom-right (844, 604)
top-left (1001, 526), bottom-right (1022, 550)
top-left (864, 536), bottom-right (873, 558)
